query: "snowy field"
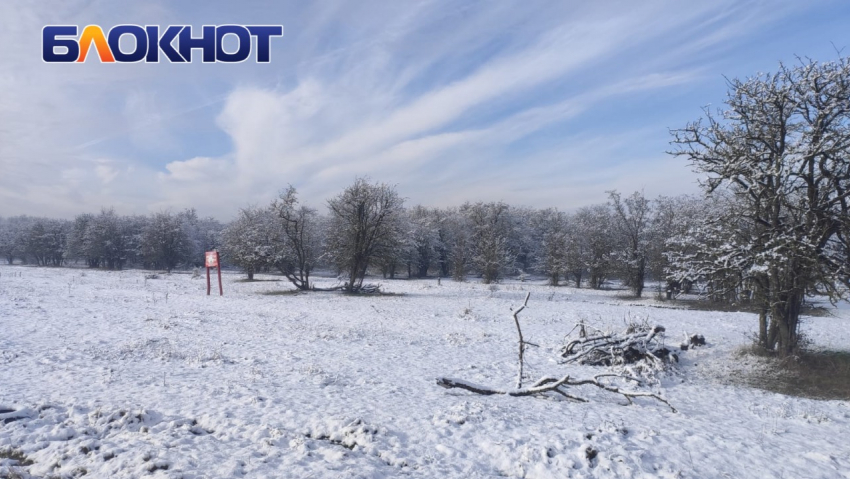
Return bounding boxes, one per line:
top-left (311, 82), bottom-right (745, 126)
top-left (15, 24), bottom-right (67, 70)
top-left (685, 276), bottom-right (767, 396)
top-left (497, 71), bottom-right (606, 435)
top-left (1, 265), bottom-right (849, 478)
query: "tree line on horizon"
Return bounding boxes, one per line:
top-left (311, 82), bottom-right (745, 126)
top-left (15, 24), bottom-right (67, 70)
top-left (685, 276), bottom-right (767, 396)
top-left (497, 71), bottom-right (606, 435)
top-left (0, 181), bottom-right (705, 298)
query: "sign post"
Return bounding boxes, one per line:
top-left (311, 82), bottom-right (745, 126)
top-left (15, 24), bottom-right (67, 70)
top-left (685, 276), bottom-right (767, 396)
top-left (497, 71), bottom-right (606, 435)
top-left (205, 251), bottom-right (223, 296)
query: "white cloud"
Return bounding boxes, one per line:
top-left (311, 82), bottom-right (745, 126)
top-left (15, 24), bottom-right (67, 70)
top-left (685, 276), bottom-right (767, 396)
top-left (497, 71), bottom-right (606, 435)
top-left (160, 157), bottom-right (229, 183)
top-left (0, 0), bottom-right (836, 218)
top-left (94, 161), bottom-right (118, 184)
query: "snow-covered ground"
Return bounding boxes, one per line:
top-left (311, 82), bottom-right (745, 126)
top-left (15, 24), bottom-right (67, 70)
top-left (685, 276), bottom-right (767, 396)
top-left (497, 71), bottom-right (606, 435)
top-left (1, 265), bottom-right (849, 478)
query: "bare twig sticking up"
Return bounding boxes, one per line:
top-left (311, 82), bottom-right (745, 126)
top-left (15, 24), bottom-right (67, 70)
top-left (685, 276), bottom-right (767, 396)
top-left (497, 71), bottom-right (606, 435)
top-left (513, 292), bottom-right (531, 388)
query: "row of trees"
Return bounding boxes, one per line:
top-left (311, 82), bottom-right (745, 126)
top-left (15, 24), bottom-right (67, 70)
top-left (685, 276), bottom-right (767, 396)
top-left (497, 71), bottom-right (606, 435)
top-left (217, 178), bottom-right (711, 295)
top-left (0, 209), bottom-right (222, 272)
top-left (0, 181), bottom-right (712, 295)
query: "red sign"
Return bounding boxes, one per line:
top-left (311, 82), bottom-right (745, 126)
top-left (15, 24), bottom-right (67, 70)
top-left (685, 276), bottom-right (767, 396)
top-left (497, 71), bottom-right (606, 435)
top-left (205, 251), bottom-right (219, 267)
top-left (205, 251), bottom-right (223, 296)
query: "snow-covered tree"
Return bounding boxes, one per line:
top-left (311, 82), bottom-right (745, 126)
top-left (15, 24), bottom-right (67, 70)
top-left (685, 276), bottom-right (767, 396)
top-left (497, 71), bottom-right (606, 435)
top-left (445, 208), bottom-right (471, 281)
top-left (326, 178), bottom-right (405, 292)
top-left (572, 205), bottom-right (615, 289)
top-left (0, 216), bottom-right (32, 265)
top-left (530, 208), bottom-right (568, 285)
top-left (608, 190), bottom-right (654, 297)
top-left (371, 210), bottom-right (407, 280)
top-left (122, 214), bottom-right (149, 267)
top-left (665, 194), bottom-right (749, 302)
top-left (402, 206), bottom-right (444, 278)
top-left (25, 218), bottom-right (70, 266)
top-left (141, 211), bottom-right (191, 272)
top-left (562, 213), bottom-right (588, 287)
top-left (650, 195), bottom-right (708, 297)
top-left (508, 206), bottom-right (536, 276)
top-left (430, 208), bottom-right (453, 278)
top-left (669, 57), bottom-right (850, 354)
top-left (0, 217), bottom-right (8, 264)
top-left (463, 201), bottom-right (513, 284)
top-left (221, 206), bottom-right (273, 280)
top-left (67, 209), bottom-right (140, 270)
top-left (68, 213), bottom-right (98, 267)
top-left (178, 209), bottom-right (223, 268)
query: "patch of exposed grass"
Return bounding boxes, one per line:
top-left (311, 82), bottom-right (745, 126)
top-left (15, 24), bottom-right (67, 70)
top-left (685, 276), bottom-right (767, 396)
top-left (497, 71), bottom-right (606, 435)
top-left (0, 447), bottom-right (34, 466)
top-left (739, 347), bottom-right (850, 400)
top-left (260, 290), bottom-right (301, 296)
top-left (342, 291), bottom-right (405, 297)
top-left (669, 298), bottom-right (763, 313)
top-left (612, 293), bottom-right (645, 301)
top-left (258, 287), bottom-right (404, 297)
top-left (666, 297), bottom-right (832, 316)
top-left (800, 306), bottom-right (834, 318)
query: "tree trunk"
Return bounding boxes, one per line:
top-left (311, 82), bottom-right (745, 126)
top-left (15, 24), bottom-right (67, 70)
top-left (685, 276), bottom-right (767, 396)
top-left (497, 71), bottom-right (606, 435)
top-left (632, 256), bottom-right (645, 298)
top-left (758, 309), bottom-right (768, 347)
top-left (770, 290), bottom-right (803, 355)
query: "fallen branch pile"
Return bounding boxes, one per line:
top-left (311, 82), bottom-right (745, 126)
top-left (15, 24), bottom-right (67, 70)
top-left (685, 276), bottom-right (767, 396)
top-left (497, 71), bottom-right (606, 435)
top-left (436, 293), bottom-right (682, 412)
top-left (560, 323), bottom-right (678, 368)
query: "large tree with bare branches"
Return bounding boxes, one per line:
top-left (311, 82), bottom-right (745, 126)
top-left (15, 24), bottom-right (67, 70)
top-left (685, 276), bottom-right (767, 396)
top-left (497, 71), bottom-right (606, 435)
top-left (669, 57), bottom-right (850, 355)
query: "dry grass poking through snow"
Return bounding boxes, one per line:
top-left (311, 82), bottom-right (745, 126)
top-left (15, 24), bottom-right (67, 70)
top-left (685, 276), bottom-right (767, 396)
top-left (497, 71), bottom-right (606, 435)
top-left (0, 447), bottom-right (33, 466)
top-left (739, 346), bottom-right (850, 400)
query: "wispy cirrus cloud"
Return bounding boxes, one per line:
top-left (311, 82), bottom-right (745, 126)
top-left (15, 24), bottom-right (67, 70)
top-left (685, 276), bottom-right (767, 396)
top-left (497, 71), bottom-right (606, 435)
top-left (0, 0), bottom-right (845, 218)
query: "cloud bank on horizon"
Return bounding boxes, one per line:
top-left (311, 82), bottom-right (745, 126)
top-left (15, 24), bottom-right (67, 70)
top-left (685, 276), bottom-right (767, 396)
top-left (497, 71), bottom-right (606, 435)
top-left (1, 0), bottom-right (848, 219)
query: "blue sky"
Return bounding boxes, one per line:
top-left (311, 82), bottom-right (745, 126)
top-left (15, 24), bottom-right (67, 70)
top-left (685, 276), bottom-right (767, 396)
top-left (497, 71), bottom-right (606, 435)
top-left (1, 0), bottom-right (849, 219)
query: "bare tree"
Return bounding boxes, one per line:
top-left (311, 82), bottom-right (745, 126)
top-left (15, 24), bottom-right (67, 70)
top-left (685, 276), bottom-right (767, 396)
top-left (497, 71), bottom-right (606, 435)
top-left (326, 178), bottom-right (404, 293)
top-left (269, 186), bottom-right (323, 290)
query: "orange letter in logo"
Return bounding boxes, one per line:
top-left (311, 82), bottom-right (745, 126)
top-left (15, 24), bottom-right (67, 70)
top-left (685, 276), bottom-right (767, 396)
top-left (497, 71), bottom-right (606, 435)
top-left (76, 25), bottom-right (115, 63)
